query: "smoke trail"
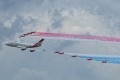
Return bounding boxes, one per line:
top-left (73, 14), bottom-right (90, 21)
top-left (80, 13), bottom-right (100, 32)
top-left (32, 32), bottom-right (120, 43)
top-left (55, 52), bottom-right (120, 64)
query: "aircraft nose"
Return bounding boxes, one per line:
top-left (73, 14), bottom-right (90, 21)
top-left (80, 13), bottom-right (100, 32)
top-left (5, 43), bottom-right (9, 46)
top-left (5, 43), bottom-right (8, 45)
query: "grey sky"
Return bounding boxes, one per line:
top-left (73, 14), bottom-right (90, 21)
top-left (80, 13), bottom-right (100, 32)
top-left (1, 0), bottom-right (120, 80)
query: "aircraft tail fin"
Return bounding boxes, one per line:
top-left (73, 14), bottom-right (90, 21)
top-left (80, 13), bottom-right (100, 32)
top-left (31, 38), bottom-right (44, 47)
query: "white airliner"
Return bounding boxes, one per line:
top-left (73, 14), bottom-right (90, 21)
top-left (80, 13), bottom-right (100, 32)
top-left (5, 38), bottom-right (44, 52)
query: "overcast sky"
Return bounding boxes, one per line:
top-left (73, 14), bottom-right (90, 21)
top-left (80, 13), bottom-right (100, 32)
top-left (1, 0), bottom-right (120, 80)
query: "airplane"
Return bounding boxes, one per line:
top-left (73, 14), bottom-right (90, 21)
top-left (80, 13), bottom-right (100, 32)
top-left (102, 61), bottom-right (107, 63)
top-left (5, 38), bottom-right (44, 52)
top-left (71, 55), bottom-right (77, 57)
top-left (54, 51), bottom-right (60, 53)
top-left (86, 58), bottom-right (92, 61)
top-left (54, 51), bottom-right (64, 54)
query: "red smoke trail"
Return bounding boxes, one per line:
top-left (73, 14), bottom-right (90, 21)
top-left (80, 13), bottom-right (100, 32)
top-left (32, 32), bottom-right (120, 42)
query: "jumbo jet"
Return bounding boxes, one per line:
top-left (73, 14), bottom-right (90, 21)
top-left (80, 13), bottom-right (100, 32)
top-left (5, 38), bottom-right (44, 52)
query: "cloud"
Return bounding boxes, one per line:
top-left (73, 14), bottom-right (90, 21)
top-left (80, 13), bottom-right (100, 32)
top-left (13, 68), bottom-right (49, 80)
top-left (1, 0), bottom-right (120, 80)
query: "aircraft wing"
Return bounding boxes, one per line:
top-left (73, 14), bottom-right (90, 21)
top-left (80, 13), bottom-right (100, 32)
top-left (55, 52), bottom-right (120, 64)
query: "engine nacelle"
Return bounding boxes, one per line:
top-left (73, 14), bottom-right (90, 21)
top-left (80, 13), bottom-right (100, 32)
top-left (30, 50), bottom-right (35, 52)
top-left (21, 48), bottom-right (26, 51)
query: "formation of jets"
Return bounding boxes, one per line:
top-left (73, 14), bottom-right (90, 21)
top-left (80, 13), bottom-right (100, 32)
top-left (5, 32), bottom-right (120, 64)
top-left (19, 31), bottom-right (35, 38)
top-left (53, 52), bottom-right (120, 64)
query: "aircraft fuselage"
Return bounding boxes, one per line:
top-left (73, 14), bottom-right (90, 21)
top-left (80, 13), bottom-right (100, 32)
top-left (5, 42), bottom-right (32, 48)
